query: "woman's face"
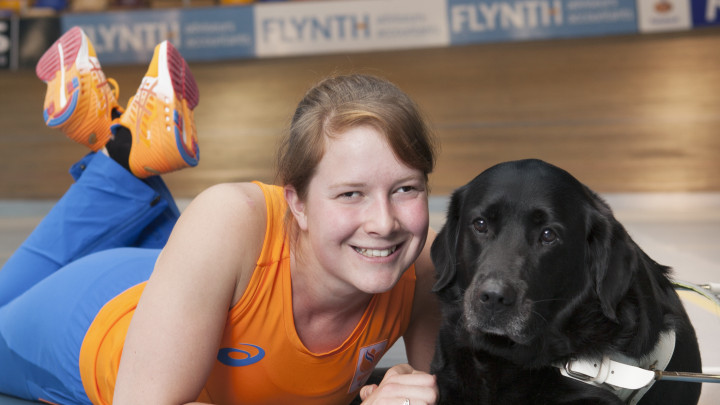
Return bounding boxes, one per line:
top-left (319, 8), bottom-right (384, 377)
top-left (289, 125), bottom-right (429, 294)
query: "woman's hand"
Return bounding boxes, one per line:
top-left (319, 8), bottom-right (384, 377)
top-left (359, 364), bottom-right (437, 405)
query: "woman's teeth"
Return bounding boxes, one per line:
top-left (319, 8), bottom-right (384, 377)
top-left (354, 246), bottom-right (397, 257)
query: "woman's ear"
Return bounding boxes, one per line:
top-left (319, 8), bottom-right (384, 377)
top-left (284, 185), bottom-right (308, 231)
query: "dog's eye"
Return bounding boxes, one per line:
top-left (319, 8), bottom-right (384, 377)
top-left (473, 218), bottom-right (488, 234)
top-left (540, 229), bottom-right (557, 244)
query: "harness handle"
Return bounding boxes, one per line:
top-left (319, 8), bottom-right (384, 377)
top-left (655, 370), bottom-right (720, 384)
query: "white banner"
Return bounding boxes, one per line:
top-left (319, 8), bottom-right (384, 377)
top-left (254, 0), bottom-right (449, 57)
top-left (637, 0), bottom-right (692, 32)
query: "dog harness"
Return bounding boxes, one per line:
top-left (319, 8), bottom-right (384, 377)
top-left (556, 329), bottom-right (676, 404)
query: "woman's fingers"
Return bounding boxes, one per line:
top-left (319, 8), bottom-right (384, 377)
top-left (360, 364), bottom-right (438, 405)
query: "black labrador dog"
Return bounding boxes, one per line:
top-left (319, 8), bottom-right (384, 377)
top-left (430, 159), bottom-right (702, 404)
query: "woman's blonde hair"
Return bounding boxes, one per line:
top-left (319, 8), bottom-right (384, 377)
top-left (276, 74), bottom-right (437, 203)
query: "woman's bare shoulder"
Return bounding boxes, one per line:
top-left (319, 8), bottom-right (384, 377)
top-left (191, 182), bottom-right (265, 209)
top-left (163, 182), bottom-right (269, 303)
top-left (181, 182), bottom-right (266, 230)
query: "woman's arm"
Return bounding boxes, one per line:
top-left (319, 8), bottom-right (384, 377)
top-left (404, 228), bottom-right (441, 371)
top-left (113, 183), bottom-right (266, 405)
top-left (358, 229), bottom-right (441, 404)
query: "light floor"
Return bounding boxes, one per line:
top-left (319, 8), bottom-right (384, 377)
top-left (0, 193), bottom-right (718, 403)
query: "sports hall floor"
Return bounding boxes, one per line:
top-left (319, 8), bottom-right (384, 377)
top-left (1, 27), bottom-right (719, 404)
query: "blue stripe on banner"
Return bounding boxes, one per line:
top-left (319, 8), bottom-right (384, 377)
top-left (178, 6), bottom-right (255, 61)
top-left (447, 0), bottom-right (637, 45)
top-left (62, 6), bottom-right (254, 65)
top-left (55, 0), bottom-right (719, 66)
top-left (692, 0), bottom-right (720, 27)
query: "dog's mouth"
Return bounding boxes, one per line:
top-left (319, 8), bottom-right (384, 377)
top-left (473, 323), bottom-right (533, 346)
top-left (352, 245), bottom-right (399, 258)
top-left (482, 331), bottom-right (519, 348)
top-left (465, 309), bottom-right (535, 346)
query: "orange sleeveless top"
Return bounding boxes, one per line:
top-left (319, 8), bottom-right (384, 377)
top-left (79, 182), bottom-right (417, 404)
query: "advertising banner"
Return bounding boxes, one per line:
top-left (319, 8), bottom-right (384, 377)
top-left (63, 6), bottom-right (254, 65)
top-left (448, 0), bottom-right (637, 45)
top-left (691, 0), bottom-right (720, 27)
top-left (0, 18), bottom-right (10, 69)
top-left (254, 0), bottom-right (449, 57)
top-left (17, 16), bottom-right (60, 68)
top-left (637, 0), bottom-right (691, 33)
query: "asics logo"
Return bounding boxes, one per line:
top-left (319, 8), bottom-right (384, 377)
top-left (217, 343), bottom-right (265, 367)
top-left (360, 348), bottom-right (378, 373)
top-left (349, 340), bottom-right (388, 393)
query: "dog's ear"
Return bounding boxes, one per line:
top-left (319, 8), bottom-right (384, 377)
top-left (584, 186), bottom-right (638, 322)
top-left (431, 185), bottom-right (466, 294)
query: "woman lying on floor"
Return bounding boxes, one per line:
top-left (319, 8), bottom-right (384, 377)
top-left (0, 27), bottom-right (441, 405)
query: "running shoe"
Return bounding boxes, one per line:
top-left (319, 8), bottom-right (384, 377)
top-left (113, 40), bottom-right (200, 178)
top-left (36, 26), bottom-right (121, 151)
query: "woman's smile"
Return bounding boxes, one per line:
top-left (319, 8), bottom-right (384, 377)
top-left (352, 244), bottom-right (400, 258)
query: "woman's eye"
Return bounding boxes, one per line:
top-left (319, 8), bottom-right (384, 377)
top-left (396, 186), bottom-right (415, 193)
top-left (473, 218), bottom-right (488, 234)
top-left (540, 229), bottom-right (557, 244)
top-left (339, 191), bottom-right (361, 199)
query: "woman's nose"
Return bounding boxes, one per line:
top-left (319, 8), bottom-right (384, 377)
top-left (363, 198), bottom-right (397, 236)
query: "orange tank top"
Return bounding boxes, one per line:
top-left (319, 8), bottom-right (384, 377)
top-left (79, 182), bottom-right (417, 404)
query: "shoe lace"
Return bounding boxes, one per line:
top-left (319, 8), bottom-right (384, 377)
top-left (106, 77), bottom-right (125, 118)
top-left (107, 77), bottom-right (120, 100)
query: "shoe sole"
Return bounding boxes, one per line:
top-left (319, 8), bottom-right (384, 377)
top-left (164, 41), bottom-right (199, 110)
top-left (36, 27), bottom-right (91, 127)
top-left (163, 41), bottom-right (200, 167)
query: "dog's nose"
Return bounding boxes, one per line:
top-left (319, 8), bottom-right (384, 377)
top-left (478, 280), bottom-right (516, 310)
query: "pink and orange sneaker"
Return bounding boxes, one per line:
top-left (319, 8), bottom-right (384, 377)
top-left (36, 26), bottom-right (121, 151)
top-left (113, 40), bottom-right (200, 178)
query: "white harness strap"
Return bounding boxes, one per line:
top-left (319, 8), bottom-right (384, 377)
top-left (556, 330), bottom-right (676, 404)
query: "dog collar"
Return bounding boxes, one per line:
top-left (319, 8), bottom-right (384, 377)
top-left (556, 329), bottom-right (676, 404)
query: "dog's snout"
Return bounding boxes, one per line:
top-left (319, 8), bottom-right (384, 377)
top-left (478, 280), bottom-right (517, 310)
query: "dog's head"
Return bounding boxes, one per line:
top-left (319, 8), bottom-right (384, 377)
top-left (432, 159), bottom-right (639, 357)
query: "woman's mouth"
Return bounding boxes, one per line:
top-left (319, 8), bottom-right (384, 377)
top-left (353, 245), bottom-right (398, 258)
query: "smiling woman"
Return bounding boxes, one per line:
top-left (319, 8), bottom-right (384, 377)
top-left (285, 125), bottom-right (430, 297)
top-left (0, 28), bottom-right (441, 405)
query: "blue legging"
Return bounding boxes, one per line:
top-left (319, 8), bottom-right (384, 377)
top-left (0, 152), bottom-right (179, 404)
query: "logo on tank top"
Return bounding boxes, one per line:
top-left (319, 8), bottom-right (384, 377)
top-left (217, 343), bottom-right (266, 367)
top-left (348, 340), bottom-right (388, 393)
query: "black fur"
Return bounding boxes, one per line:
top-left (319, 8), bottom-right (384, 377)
top-left (430, 159), bottom-right (702, 405)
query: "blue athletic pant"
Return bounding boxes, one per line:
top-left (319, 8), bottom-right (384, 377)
top-left (0, 152), bottom-right (180, 404)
